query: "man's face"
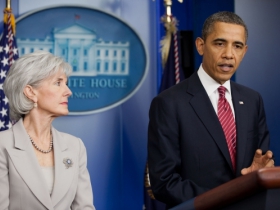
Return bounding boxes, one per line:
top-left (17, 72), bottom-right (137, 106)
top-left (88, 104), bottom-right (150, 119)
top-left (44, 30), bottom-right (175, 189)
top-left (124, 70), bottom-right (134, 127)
top-left (196, 22), bottom-right (248, 84)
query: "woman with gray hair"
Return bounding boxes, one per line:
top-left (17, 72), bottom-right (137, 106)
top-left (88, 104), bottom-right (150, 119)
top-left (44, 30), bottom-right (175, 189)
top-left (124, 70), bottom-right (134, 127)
top-left (0, 51), bottom-right (96, 210)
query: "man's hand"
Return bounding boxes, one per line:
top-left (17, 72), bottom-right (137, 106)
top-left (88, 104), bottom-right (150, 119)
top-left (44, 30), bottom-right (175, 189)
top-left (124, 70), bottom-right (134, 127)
top-left (241, 149), bottom-right (274, 175)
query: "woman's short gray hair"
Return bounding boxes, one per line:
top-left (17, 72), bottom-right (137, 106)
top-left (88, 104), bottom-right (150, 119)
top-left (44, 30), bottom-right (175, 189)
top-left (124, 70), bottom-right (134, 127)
top-left (3, 50), bottom-right (72, 121)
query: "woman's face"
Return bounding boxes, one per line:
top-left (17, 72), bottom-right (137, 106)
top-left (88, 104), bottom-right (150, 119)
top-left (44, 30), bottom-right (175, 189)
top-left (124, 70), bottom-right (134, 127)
top-left (35, 71), bottom-right (72, 117)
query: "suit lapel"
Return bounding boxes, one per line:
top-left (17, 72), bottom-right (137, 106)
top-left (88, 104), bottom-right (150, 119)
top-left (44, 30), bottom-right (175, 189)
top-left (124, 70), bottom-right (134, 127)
top-left (6, 119), bottom-right (53, 210)
top-left (51, 128), bottom-right (76, 207)
top-left (231, 83), bottom-right (248, 175)
top-left (187, 73), bottom-right (233, 170)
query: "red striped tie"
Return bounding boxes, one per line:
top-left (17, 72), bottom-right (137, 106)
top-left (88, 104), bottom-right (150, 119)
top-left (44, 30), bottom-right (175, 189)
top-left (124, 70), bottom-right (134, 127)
top-left (217, 86), bottom-right (236, 171)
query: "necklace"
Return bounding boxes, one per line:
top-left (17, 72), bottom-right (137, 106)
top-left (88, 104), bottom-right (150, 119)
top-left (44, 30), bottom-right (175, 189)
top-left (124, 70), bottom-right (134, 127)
top-left (28, 130), bottom-right (53, 153)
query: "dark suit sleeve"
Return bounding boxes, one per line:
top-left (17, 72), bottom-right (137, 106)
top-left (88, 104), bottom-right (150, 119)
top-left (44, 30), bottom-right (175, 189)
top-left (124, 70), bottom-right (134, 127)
top-left (148, 95), bottom-right (209, 207)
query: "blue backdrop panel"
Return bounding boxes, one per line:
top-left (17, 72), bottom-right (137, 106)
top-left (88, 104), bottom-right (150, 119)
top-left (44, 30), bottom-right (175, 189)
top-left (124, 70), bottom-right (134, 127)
top-left (235, 0), bottom-right (280, 165)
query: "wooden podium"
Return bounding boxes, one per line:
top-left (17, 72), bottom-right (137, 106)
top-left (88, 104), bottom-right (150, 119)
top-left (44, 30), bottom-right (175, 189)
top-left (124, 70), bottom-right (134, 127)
top-left (170, 167), bottom-right (280, 210)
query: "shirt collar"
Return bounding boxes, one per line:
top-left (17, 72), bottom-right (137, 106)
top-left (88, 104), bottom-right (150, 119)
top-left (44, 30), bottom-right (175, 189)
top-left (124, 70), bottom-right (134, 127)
top-left (197, 64), bottom-right (232, 96)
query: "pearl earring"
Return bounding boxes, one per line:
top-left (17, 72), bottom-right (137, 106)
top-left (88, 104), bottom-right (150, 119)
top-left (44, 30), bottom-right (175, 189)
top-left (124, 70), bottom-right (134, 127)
top-left (34, 102), bottom-right (37, 108)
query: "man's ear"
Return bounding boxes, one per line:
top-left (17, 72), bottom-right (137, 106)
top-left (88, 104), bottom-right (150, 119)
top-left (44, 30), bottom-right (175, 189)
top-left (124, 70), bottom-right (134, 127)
top-left (195, 37), bottom-right (204, 56)
top-left (23, 85), bottom-right (37, 102)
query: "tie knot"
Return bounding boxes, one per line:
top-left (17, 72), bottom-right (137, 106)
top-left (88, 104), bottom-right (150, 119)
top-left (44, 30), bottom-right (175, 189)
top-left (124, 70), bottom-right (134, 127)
top-left (218, 86), bottom-right (226, 98)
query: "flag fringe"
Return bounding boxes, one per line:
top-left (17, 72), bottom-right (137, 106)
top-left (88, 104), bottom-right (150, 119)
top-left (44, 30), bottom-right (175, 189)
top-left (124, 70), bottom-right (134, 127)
top-left (3, 8), bottom-right (16, 35)
top-left (160, 16), bottom-right (178, 69)
top-left (144, 163), bottom-right (156, 200)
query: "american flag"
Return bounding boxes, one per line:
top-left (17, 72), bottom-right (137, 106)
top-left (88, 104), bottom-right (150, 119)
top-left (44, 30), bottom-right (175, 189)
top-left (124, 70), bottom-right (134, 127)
top-left (0, 9), bottom-right (18, 131)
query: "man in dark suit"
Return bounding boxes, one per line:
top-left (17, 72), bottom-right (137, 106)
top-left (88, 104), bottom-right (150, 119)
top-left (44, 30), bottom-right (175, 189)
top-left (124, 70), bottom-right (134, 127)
top-left (148, 11), bottom-right (274, 209)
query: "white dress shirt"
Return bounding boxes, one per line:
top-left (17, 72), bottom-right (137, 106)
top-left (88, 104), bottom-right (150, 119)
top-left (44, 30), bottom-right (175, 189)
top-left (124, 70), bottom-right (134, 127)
top-left (197, 64), bottom-right (235, 118)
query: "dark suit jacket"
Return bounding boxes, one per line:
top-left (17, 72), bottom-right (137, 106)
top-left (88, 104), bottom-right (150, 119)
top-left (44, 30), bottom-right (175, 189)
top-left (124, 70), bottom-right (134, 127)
top-left (148, 72), bottom-right (270, 208)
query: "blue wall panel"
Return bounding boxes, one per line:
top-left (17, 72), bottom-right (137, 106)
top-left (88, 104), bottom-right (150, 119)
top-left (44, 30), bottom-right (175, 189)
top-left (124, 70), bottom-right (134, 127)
top-left (235, 0), bottom-right (280, 165)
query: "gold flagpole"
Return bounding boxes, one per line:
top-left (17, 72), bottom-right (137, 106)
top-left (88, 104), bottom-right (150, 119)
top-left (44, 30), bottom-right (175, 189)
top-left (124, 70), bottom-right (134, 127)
top-left (6, 0), bottom-right (11, 9)
top-left (164, 0), bottom-right (172, 22)
top-left (161, 0), bottom-right (178, 67)
top-left (4, 0), bottom-right (16, 35)
top-left (163, 0), bottom-right (184, 22)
